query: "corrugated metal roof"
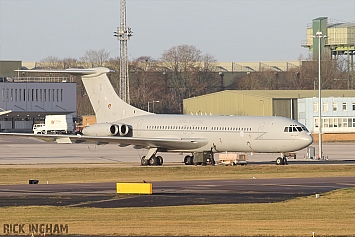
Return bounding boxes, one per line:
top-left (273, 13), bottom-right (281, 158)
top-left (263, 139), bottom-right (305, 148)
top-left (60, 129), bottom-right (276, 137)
top-left (185, 90), bottom-right (355, 101)
top-left (328, 22), bottom-right (355, 28)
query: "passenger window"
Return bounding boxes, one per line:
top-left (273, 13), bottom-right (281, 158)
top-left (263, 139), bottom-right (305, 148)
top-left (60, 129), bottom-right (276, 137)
top-left (289, 127), bottom-right (292, 132)
top-left (292, 127), bottom-right (297, 132)
top-left (284, 127), bottom-right (288, 132)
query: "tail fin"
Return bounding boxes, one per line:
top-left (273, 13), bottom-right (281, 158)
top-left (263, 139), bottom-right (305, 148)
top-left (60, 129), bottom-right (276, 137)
top-left (81, 67), bottom-right (150, 122)
top-left (16, 67), bottom-right (151, 123)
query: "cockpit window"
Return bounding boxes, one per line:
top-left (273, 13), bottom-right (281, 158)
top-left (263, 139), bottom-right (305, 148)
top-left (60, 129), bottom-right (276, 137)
top-left (284, 125), bottom-right (307, 133)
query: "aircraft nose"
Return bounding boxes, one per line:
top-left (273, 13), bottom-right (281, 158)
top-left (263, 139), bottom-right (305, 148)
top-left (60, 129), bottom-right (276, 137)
top-left (304, 133), bottom-right (314, 146)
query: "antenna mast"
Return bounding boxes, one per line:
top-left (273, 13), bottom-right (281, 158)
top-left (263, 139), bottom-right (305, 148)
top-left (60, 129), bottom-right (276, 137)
top-left (114, 0), bottom-right (132, 104)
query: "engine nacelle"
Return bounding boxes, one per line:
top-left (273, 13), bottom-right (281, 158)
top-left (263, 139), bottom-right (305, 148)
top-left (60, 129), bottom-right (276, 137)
top-left (82, 123), bottom-right (131, 137)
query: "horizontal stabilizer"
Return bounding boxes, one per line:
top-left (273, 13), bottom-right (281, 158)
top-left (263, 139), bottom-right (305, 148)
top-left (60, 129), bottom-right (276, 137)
top-left (0, 110), bottom-right (12, 116)
top-left (16, 67), bottom-right (111, 77)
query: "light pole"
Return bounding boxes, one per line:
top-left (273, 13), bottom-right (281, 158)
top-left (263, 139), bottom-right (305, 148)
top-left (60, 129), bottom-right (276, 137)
top-left (312, 30), bottom-right (327, 159)
top-left (147, 100), bottom-right (160, 113)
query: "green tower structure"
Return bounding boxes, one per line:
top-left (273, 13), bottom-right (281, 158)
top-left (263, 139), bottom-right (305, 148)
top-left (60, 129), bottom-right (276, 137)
top-left (311, 17), bottom-right (329, 60)
top-left (302, 17), bottom-right (355, 89)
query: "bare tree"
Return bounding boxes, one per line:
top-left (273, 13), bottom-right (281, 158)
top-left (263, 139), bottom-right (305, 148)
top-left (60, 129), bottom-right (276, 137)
top-left (37, 56), bottom-right (63, 69)
top-left (129, 56), bottom-right (166, 112)
top-left (63, 57), bottom-right (79, 69)
top-left (160, 45), bottom-right (219, 113)
top-left (105, 57), bottom-right (121, 94)
top-left (80, 49), bottom-right (110, 68)
top-left (76, 86), bottom-right (94, 116)
top-left (236, 72), bottom-right (260, 90)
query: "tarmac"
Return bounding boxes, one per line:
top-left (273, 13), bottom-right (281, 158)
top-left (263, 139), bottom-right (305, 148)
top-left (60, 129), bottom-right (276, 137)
top-left (1, 177), bottom-right (355, 208)
top-left (0, 136), bottom-right (355, 208)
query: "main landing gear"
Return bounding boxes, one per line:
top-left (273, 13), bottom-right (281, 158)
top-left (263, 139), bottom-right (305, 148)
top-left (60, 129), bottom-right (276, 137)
top-left (140, 148), bottom-right (163, 166)
top-left (141, 155), bottom-right (163, 166)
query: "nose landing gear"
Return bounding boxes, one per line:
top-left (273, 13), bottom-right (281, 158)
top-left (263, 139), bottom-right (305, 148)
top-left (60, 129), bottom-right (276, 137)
top-left (276, 153), bottom-right (293, 165)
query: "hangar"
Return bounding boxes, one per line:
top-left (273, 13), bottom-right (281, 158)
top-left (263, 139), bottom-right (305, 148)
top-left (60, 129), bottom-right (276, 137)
top-left (183, 90), bottom-right (355, 133)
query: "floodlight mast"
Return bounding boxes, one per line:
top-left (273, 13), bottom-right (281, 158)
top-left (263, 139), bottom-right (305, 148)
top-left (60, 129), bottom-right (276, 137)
top-left (114, 0), bottom-right (133, 104)
top-left (312, 30), bottom-right (327, 159)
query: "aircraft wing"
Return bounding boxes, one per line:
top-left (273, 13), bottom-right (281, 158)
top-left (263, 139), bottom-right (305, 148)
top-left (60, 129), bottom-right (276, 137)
top-left (0, 133), bottom-right (208, 150)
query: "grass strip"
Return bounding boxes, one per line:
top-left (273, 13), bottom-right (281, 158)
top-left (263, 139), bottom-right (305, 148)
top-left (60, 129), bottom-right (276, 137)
top-left (0, 165), bottom-right (354, 184)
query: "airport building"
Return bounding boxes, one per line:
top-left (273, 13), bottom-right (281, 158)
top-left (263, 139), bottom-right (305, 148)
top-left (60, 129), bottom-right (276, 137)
top-left (0, 61), bottom-right (76, 131)
top-left (183, 90), bottom-right (355, 133)
top-left (298, 97), bottom-right (355, 133)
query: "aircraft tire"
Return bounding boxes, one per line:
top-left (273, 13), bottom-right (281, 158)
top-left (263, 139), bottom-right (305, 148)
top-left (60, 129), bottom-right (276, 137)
top-left (187, 156), bottom-right (194, 165)
top-left (149, 156), bottom-right (159, 166)
top-left (276, 157), bottom-right (284, 165)
top-left (141, 156), bottom-right (149, 166)
top-left (157, 156), bottom-right (163, 166)
top-left (184, 156), bottom-right (189, 165)
top-left (184, 155), bottom-right (193, 165)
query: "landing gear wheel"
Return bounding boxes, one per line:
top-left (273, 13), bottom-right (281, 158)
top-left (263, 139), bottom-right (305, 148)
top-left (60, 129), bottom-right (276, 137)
top-left (149, 156), bottom-right (159, 166)
top-left (276, 157), bottom-right (284, 165)
top-left (141, 156), bottom-right (149, 166)
top-left (187, 156), bottom-right (194, 165)
top-left (184, 155), bottom-right (194, 165)
top-left (184, 156), bottom-right (189, 165)
top-left (157, 156), bottom-right (163, 166)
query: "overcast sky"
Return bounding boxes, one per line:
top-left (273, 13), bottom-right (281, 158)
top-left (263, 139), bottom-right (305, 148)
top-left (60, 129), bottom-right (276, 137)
top-left (0, 0), bottom-right (355, 62)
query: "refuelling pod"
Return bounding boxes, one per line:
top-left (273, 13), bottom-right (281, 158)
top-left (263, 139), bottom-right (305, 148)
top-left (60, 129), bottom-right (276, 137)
top-left (82, 123), bottom-right (131, 137)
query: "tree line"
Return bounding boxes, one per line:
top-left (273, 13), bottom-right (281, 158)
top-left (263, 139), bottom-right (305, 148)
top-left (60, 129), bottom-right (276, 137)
top-left (36, 46), bottom-right (354, 116)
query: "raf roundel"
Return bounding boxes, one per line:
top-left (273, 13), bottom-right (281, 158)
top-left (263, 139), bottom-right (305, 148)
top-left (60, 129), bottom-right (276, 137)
top-left (108, 104), bottom-right (112, 109)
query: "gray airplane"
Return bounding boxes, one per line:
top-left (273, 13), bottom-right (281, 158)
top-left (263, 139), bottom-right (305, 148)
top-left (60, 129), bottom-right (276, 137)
top-left (6, 67), bottom-right (313, 165)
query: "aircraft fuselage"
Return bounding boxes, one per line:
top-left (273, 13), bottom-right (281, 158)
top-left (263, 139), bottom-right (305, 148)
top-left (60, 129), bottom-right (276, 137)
top-left (118, 114), bottom-right (313, 153)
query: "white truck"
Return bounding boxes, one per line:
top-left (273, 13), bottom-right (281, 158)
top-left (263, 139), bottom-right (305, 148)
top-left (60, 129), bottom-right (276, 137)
top-left (33, 114), bottom-right (75, 134)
